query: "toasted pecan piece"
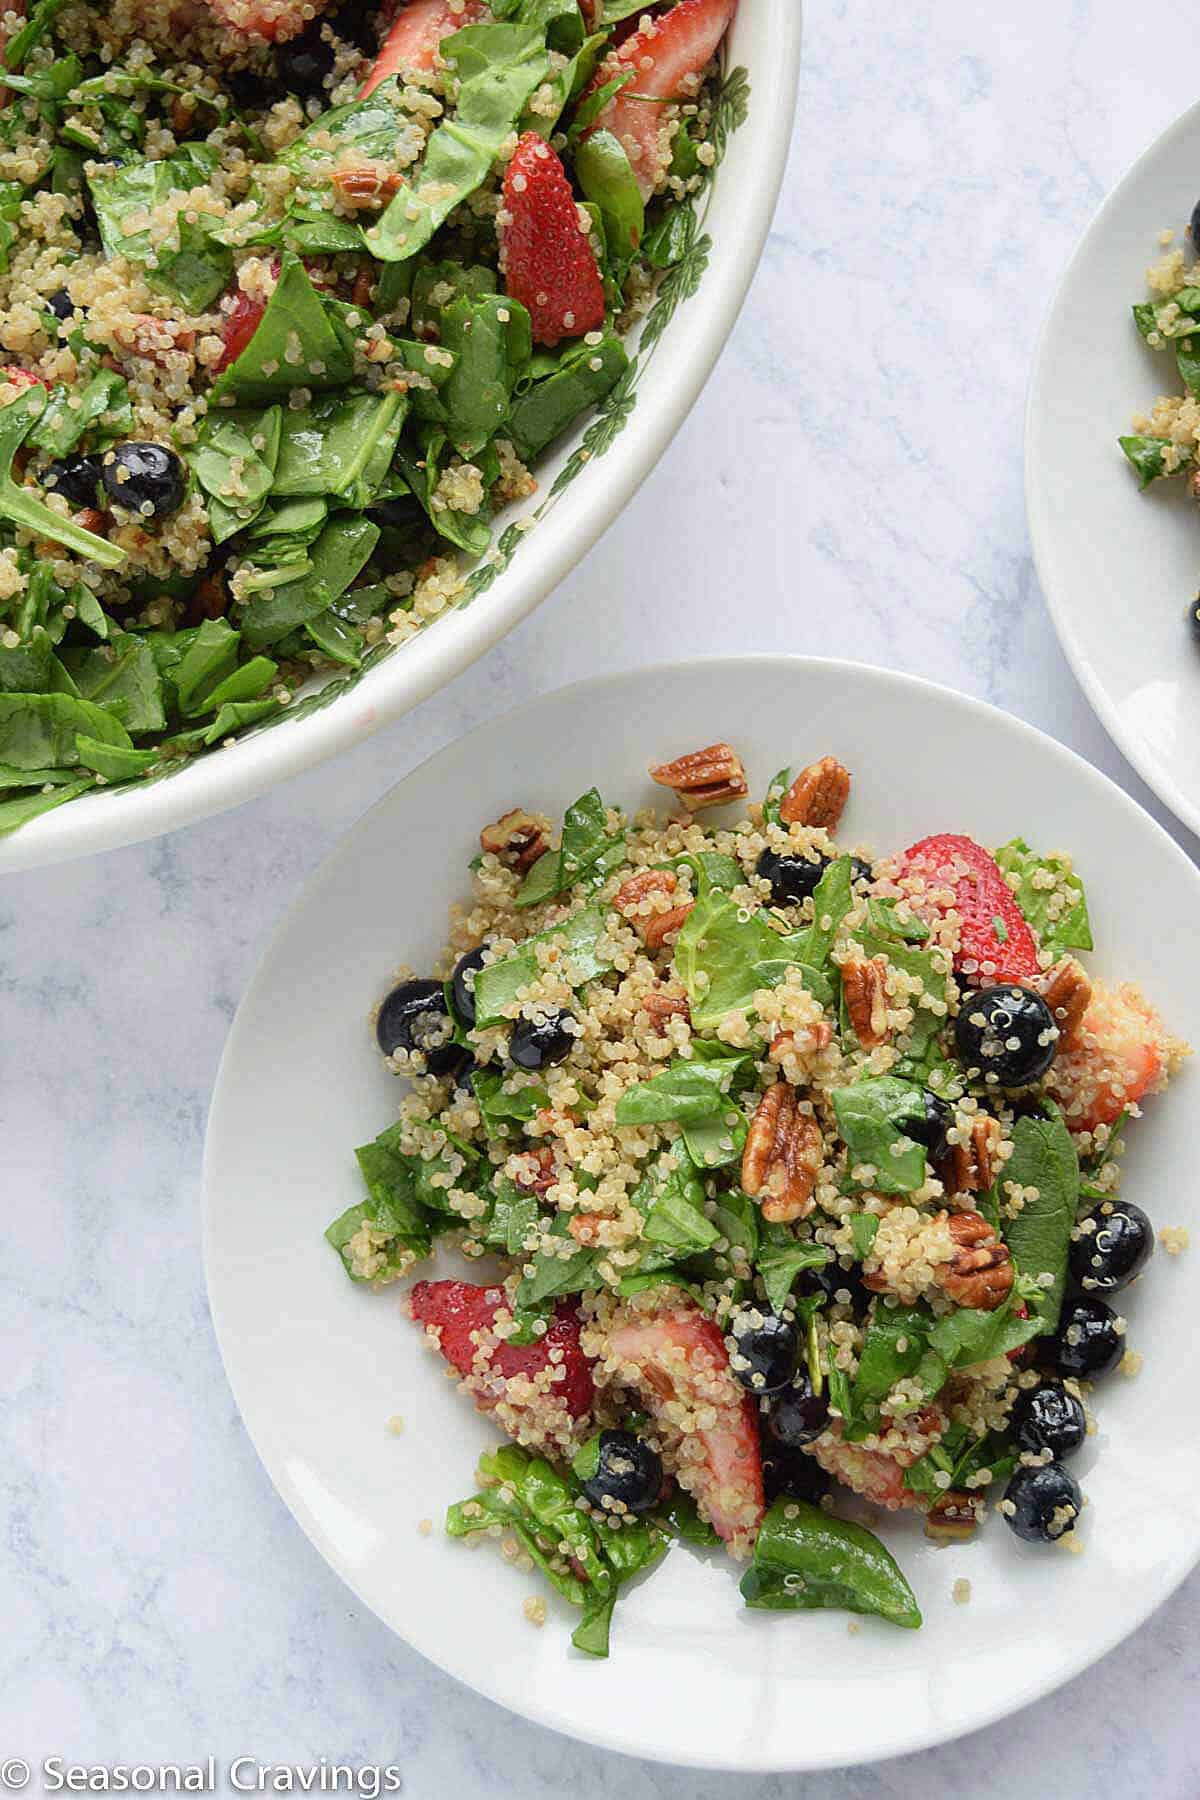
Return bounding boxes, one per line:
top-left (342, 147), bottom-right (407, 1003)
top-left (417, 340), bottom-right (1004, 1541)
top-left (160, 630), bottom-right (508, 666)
top-left (1037, 957), bottom-right (1092, 1051)
top-left (841, 954), bottom-right (891, 1048)
top-left (479, 807), bottom-right (549, 875)
top-left (641, 988), bottom-right (690, 1027)
top-left (924, 1490), bottom-right (980, 1542)
top-left (568, 1212), bottom-right (605, 1246)
top-left (642, 902), bottom-right (694, 950)
top-left (330, 163), bottom-right (404, 209)
top-left (513, 1145), bottom-right (558, 1195)
top-left (649, 741), bottom-right (748, 812)
top-left (614, 868), bottom-right (677, 914)
top-left (936, 1209), bottom-right (1013, 1311)
top-left (940, 1113), bottom-right (1003, 1197)
top-left (741, 1082), bottom-right (823, 1223)
top-left (778, 756), bottom-right (851, 830)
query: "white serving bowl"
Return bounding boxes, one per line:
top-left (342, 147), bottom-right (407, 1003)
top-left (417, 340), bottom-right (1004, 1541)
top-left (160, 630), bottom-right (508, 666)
top-left (0, 5), bottom-right (803, 873)
top-left (204, 657), bottom-right (1200, 1771)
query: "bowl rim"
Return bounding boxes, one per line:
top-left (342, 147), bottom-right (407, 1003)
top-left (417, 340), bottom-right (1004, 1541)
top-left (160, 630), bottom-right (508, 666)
top-left (0, 11), bottom-right (804, 874)
top-left (1025, 93), bottom-right (1200, 843)
top-left (202, 651), bottom-right (1200, 1772)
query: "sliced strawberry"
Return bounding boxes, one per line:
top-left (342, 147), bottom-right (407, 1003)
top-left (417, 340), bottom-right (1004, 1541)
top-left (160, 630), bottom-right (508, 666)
top-left (0, 366), bottom-right (48, 388)
top-left (410, 1279), bottom-right (595, 1440)
top-left (1047, 980), bottom-right (1185, 1133)
top-left (500, 132), bottom-right (605, 348)
top-left (205, 0), bottom-right (329, 41)
top-left (596, 1298), bottom-right (763, 1554)
top-left (214, 263), bottom-right (283, 374)
top-left (899, 833), bottom-right (1040, 984)
top-left (360, 0), bottom-right (489, 95)
top-left (581, 0), bottom-right (736, 199)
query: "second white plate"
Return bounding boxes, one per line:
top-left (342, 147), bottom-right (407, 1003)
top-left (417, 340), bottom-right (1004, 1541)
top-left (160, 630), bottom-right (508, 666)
top-left (1028, 98), bottom-right (1200, 839)
top-left (204, 657), bottom-right (1200, 1771)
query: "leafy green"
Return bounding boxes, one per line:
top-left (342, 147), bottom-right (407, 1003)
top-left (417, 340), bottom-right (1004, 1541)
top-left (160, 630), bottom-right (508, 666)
top-left (1119, 433), bottom-right (1180, 488)
top-left (506, 330), bottom-right (628, 461)
top-left (632, 1161), bottom-right (720, 1257)
top-left (514, 787), bottom-right (623, 908)
top-left (757, 1242), bottom-right (829, 1315)
top-left (271, 389), bottom-right (408, 510)
top-left (62, 631), bottom-right (166, 733)
top-left (0, 387), bottom-right (124, 566)
top-left (993, 837), bottom-right (1093, 960)
top-left (191, 405), bottom-right (282, 542)
top-left (673, 889), bottom-right (829, 1031)
top-left (576, 127), bottom-right (643, 262)
top-left (0, 691), bottom-right (131, 768)
top-left (614, 1050), bottom-right (749, 1127)
top-left (87, 145), bottom-right (232, 310)
top-left (741, 1500), bottom-right (922, 1628)
top-left (472, 904), bottom-right (615, 1026)
top-left (29, 369), bottom-right (131, 458)
top-left (990, 1108), bottom-right (1080, 1333)
top-left (241, 515), bottom-right (379, 649)
top-left (471, 1066), bottom-right (549, 1138)
top-left (832, 1077), bottom-right (927, 1194)
top-left (211, 254), bottom-right (354, 404)
top-left (0, 776), bottom-right (90, 834)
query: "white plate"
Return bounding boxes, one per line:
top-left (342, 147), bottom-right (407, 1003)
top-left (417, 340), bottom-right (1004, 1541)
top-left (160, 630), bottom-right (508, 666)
top-left (203, 657), bottom-right (1200, 1772)
top-left (0, 8), bottom-right (802, 873)
top-left (1028, 98), bottom-right (1200, 840)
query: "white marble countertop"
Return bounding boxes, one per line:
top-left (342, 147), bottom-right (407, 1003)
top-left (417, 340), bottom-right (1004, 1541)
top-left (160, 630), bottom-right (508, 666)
top-left (3, 2), bottom-right (1199, 1794)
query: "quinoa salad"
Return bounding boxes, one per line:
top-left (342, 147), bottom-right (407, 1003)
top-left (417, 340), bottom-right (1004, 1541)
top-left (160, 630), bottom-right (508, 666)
top-left (0, 0), bottom-right (736, 837)
top-left (325, 744), bottom-right (1189, 1655)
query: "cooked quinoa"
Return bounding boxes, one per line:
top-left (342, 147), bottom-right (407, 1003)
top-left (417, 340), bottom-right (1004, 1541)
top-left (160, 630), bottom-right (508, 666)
top-left (0, 0), bottom-right (732, 836)
top-left (324, 744), bottom-right (1189, 1656)
top-left (1120, 222), bottom-right (1200, 503)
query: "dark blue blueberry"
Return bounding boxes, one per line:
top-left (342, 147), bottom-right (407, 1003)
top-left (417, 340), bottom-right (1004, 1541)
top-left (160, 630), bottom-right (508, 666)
top-left (729, 1311), bottom-right (796, 1395)
top-left (43, 453), bottom-right (102, 509)
top-left (450, 946), bottom-right (487, 1028)
top-left (755, 847), bottom-right (829, 906)
top-left (276, 27), bottom-right (336, 93)
top-left (1069, 1200), bottom-right (1153, 1295)
top-left (1186, 594), bottom-right (1200, 642)
top-left (1002, 1461), bottom-right (1082, 1543)
top-left (766, 1374), bottom-right (830, 1447)
top-left (376, 977), bottom-right (463, 1076)
top-left (46, 287), bottom-right (75, 322)
top-left (762, 1443), bottom-right (829, 1505)
top-left (1010, 1382), bottom-right (1087, 1461)
top-left (953, 984), bottom-right (1058, 1086)
top-left (226, 63), bottom-right (282, 109)
top-left (101, 442), bottom-right (186, 518)
top-left (802, 1258), bottom-right (870, 1315)
top-left (901, 1090), bottom-right (953, 1161)
top-left (1049, 1297), bottom-right (1124, 1380)
top-left (510, 1010), bottom-right (573, 1070)
top-left (581, 1430), bottom-right (663, 1516)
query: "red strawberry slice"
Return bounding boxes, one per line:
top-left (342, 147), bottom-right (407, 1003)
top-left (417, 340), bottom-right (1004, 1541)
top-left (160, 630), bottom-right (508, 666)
top-left (582, 0), bottom-right (737, 199)
top-left (410, 1278), bottom-right (595, 1424)
top-left (1, 366), bottom-right (48, 388)
top-left (900, 833), bottom-right (1040, 984)
top-left (598, 1298), bottom-right (763, 1553)
top-left (500, 132), bottom-right (605, 348)
top-left (360, 0), bottom-right (489, 96)
top-left (214, 262), bottom-right (284, 374)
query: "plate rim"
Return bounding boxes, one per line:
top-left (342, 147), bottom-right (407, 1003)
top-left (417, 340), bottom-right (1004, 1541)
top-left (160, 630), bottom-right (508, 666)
top-left (1025, 94), bottom-right (1200, 844)
top-left (202, 653), bottom-right (1200, 1772)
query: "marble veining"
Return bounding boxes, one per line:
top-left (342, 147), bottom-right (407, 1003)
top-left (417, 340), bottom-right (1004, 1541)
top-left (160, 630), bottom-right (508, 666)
top-left (3, 3), bottom-right (1199, 1794)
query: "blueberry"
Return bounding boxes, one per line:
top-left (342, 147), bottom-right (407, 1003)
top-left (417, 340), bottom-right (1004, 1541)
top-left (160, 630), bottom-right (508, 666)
top-left (901, 1090), bottom-right (953, 1161)
top-left (43, 452), bottom-right (102, 509)
top-left (276, 27), bottom-right (336, 94)
top-left (1049, 1297), bottom-right (1124, 1380)
top-left (328, 1), bottom-right (379, 51)
top-left (580, 1429), bottom-right (663, 1516)
top-left (1001, 1461), bottom-right (1083, 1543)
top-left (510, 1010), bottom-right (573, 1070)
top-left (1069, 1200), bottom-right (1153, 1295)
top-left (953, 984), bottom-right (1059, 1086)
top-left (101, 442), bottom-right (186, 519)
top-left (850, 856), bottom-right (873, 887)
top-left (226, 63), bottom-right (282, 109)
top-left (1187, 594), bottom-right (1200, 643)
top-left (729, 1310), bottom-right (796, 1395)
top-left (755, 847), bottom-right (829, 906)
top-left (802, 1258), bottom-right (870, 1315)
top-left (450, 946), bottom-right (487, 1028)
top-left (46, 287), bottom-right (74, 322)
top-left (762, 1444), bottom-right (829, 1505)
top-left (1010, 1382), bottom-right (1087, 1460)
top-left (1191, 197), bottom-right (1200, 255)
top-left (766, 1373), bottom-right (829, 1447)
top-left (375, 977), bottom-right (463, 1076)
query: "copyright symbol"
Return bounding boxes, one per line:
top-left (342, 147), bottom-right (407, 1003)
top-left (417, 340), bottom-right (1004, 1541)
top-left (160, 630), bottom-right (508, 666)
top-left (0, 1761), bottom-right (29, 1790)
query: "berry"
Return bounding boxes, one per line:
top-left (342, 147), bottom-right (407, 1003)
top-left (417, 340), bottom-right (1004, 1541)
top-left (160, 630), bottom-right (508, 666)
top-left (410, 1280), bottom-right (594, 1421)
top-left (46, 288), bottom-right (74, 322)
top-left (755, 846), bottom-right (828, 906)
top-left (361, 0), bottom-right (488, 95)
top-left (499, 132), bottom-right (605, 348)
top-left (450, 945), bottom-right (488, 1028)
top-left (276, 26), bottom-right (336, 94)
top-left (580, 1429), bottom-right (663, 1515)
top-left (901, 1090), bottom-right (953, 1161)
top-left (375, 977), bottom-right (464, 1076)
top-left (728, 1310), bottom-right (796, 1395)
top-left (1010, 1382), bottom-right (1087, 1460)
top-left (601, 1299), bottom-right (764, 1551)
top-left (43, 453), bottom-right (102, 509)
top-left (766, 1375), bottom-right (830, 1447)
top-left (101, 442), bottom-right (186, 519)
top-left (901, 833), bottom-right (1040, 984)
top-left (1050, 979), bottom-right (1176, 1131)
top-left (953, 984), bottom-right (1058, 1086)
top-left (1001, 1461), bottom-right (1082, 1543)
top-left (1049, 1297), bottom-right (1124, 1380)
top-left (1069, 1200), bottom-right (1153, 1295)
top-left (802, 1259), bottom-right (870, 1315)
top-left (225, 63), bottom-right (282, 110)
top-left (215, 277), bottom-right (276, 374)
top-left (581, 0), bottom-right (738, 198)
top-left (1186, 593), bottom-right (1200, 643)
top-left (762, 1444), bottom-right (829, 1505)
top-left (510, 1009), bottom-right (573, 1070)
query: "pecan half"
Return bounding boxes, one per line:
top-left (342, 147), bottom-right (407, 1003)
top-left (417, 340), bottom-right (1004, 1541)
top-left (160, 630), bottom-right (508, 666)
top-left (649, 741), bottom-right (748, 812)
top-left (351, 261), bottom-right (376, 309)
top-left (568, 1212), bottom-right (605, 1246)
top-left (513, 1146), bottom-right (557, 1195)
top-left (741, 1082), bottom-right (823, 1223)
top-left (642, 902), bottom-right (694, 950)
top-left (841, 954), bottom-right (891, 1047)
top-left (924, 1490), bottom-right (980, 1542)
top-left (778, 756), bottom-right (851, 830)
top-left (940, 1113), bottom-right (1002, 1196)
top-left (937, 1209), bottom-right (1013, 1310)
top-left (614, 868), bottom-right (677, 914)
top-left (479, 807), bottom-right (549, 874)
top-left (330, 163), bottom-right (404, 209)
top-left (1037, 957), bottom-right (1092, 1051)
top-left (641, 989), bottom-right (690, 1027)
